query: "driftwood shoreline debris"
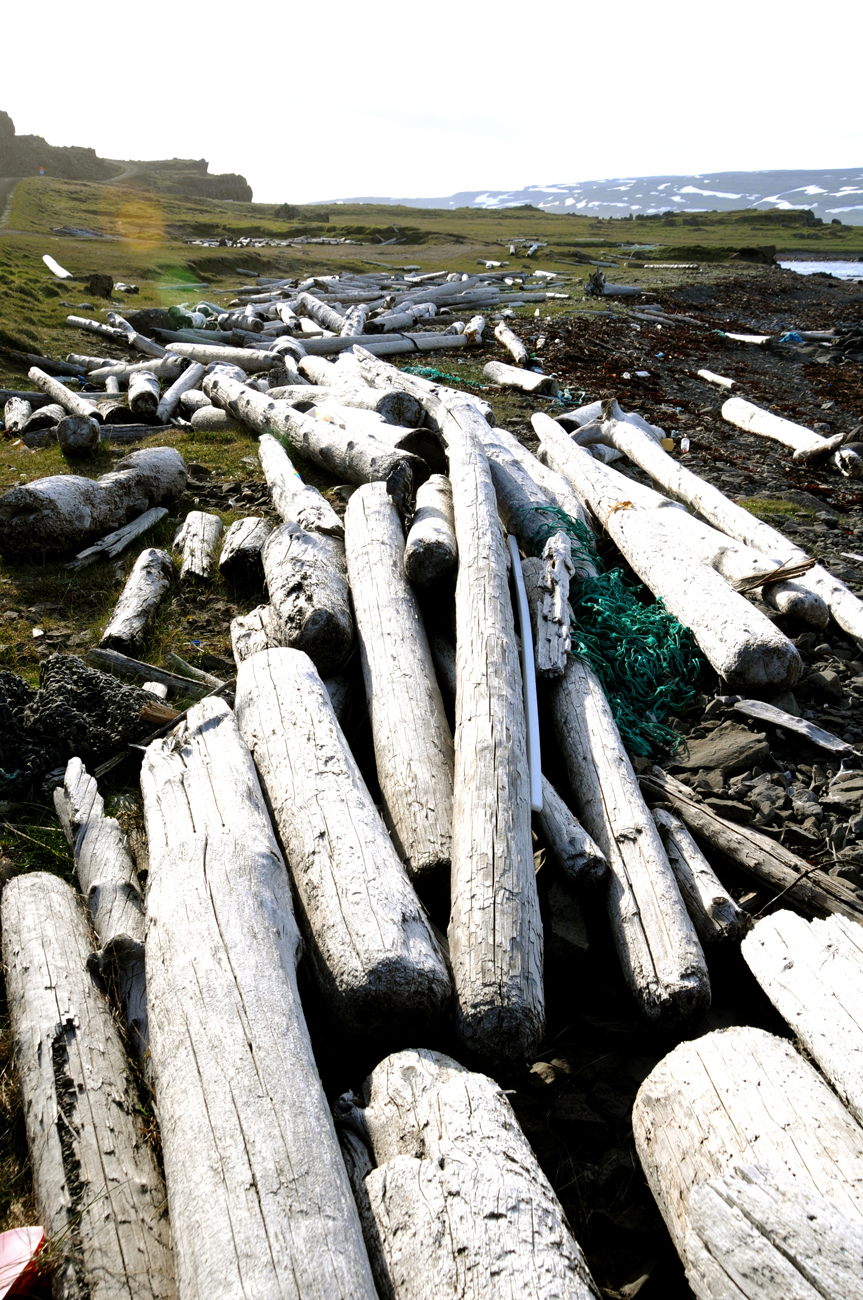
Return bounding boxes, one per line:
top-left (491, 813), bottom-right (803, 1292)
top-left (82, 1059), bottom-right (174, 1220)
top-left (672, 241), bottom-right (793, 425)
top-left (4, 256), bottom-right (863, 1299)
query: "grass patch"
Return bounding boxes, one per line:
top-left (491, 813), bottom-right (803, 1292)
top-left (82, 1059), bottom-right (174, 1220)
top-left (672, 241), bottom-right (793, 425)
top-left (737, 497), bottom-right (815, 521)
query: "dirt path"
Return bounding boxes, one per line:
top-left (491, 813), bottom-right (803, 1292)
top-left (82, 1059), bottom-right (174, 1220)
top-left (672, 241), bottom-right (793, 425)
top-left (0, 177), bottom-right (19, 226)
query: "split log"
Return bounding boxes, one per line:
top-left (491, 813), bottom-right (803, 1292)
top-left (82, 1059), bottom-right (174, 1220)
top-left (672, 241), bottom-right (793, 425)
top-left (202, 373), bottom-right (426, 509)
top-left (2, 872), bottom-right (174, 1300)
top-left (258, 432), bottom-right (344, 535)
top-left (521, 542), bottom-right (573, 677)
top-left (66, 507), bottom-right (169, 570)
top-left (167, 342), bottom-right (280, 372)
top-left (87, 646), bottom-right (212, 699)
top-left (549, 655), bottom-right (710, 1026)
top-left (263, 524), bottom-right (354, 675)
top-left (345, 483), bottom-right (454, 876)
top-left (494, 321), bottom-right (529, 365)
top-left (3, 396), bottom-right (31, 432)
top-left (218, 515), bottom-right (273, 581)
top-left (297, 291), bottom-right (345, 333)
top-left (128, 371), bottom-right (160, 417)
top-left (338, 1048), bottom-right (601, 1300)
top-left (536, 776), bottom-right (606, 890)
top-left (403, 474), bottom-right (458, 586)
top-left (140, 696), bottom-right (377, 1300)
top-left (173, 510), bottom-right (224, 582)
top-left (632, 1026), bottom-right (863, 1271)
top-left (58, 414), bottom-right (101, 456)
top-left (640, 767), bottom-right (863, 922)
top-left (722, 396), bottom-right (858, 466)
top-left (156, 361), bottom-right (203, 424)
top-left (231, 604), bottom-right (277, 665)
top-left (28, 365), bottom-right (101, 422)
top-left (234, 649), bottom-right (451, 1034)
top-left (484, 360), bottom-right (559, 395)
top-left (535, 414), bottom-right (802, 690)
top-left (652, 807), bottom-right (751, 947)
top-left (727, 697), bottom-right (853, 757)
top-left (100, 547), bottom-right (174, 653)
top-left (53, 758), bottom-right (148, 1052)
top-left (683, 1164), bottom-right (863, 1300)
top-left (0, 446), bottom-right (187, 559)
top-left (742, 910), bottom-right (863, 1124)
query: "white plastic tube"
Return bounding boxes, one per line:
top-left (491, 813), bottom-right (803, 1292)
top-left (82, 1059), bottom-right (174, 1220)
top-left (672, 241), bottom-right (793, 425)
top-left (508, 533), bottom-right (543, 813)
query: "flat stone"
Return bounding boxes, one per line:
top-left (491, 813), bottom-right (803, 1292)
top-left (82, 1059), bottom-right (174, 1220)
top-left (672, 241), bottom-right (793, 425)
top-left (671, 721), bottom-right (771, 773)
top-left (703, 798), bottom-right (754, 824)
top-left (808, 669), bottom-right (844, 700)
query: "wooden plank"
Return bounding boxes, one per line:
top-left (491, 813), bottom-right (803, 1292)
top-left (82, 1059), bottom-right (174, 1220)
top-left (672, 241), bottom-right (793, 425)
top-left (652, 807), bottom-right (751, 947)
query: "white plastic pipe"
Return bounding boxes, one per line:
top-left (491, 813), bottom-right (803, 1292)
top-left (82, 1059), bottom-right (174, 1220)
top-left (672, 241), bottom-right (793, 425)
top-left (508, 533), bottom-right (543, 813)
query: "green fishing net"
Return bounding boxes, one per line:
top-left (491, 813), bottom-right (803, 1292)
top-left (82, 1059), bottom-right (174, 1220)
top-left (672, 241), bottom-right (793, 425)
top-left (518, 505), bottom-right (702, 756)
top-left (402, 365), bottom-right (485, 387)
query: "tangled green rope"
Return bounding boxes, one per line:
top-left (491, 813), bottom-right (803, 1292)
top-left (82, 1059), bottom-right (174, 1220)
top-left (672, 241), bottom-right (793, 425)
top-left (402, 365), bottom-right (487, 388)
top-left (519, 506), bottom-right (701, 756)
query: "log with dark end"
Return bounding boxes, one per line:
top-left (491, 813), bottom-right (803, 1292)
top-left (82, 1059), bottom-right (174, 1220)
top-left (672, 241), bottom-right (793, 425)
top-left (58, 413), bottom-right (101, 456)
top-left (537, 776), bottom-right (607, 890)
top-left (218, 516), bottom-right (274, 581)
top-left (263, 523), bottom-right (354, 675)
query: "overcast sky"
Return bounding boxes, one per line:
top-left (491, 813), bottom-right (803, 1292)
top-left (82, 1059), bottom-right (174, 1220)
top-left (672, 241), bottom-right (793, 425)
top-left (4, 0), bottom-right (860, 204)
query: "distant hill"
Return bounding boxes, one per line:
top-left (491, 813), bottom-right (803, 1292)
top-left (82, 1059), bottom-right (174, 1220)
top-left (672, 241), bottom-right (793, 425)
top-left (0, 111), bottom-right (252, 202)
top-left (333, 168), bottom-right (863, 226)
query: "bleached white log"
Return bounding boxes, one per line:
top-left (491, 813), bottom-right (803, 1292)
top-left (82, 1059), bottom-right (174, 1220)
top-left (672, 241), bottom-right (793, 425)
top-left (235, 649), bottom-right (451, 1032)
top-left (697, 368), bottom-right (736, 389)
top-left (190, 405), bottom-right (243, 432)
top-left (167, 342), bottom-right (279, 372)
top-left (173, 510), bottom-right (223, 582)
top-left (4, 396), bottom-right (31, 432)
top-left (128, 370), bottom-right (160, 416)
top-left (741, 910), bottom-right (863, 1124)
top-left (683, 1164), bottom-right (863, 1300)
top-left (0, 446), bottom-right (186, 559)
top-left (231, 603), bottom-right (277, 665)
top-left (143, 681), bottom-right (168, 698)
top-left (549, 650), bottom-right (710, 1025)
top-left (377, 303), bottom-right (437, 333)
top-left (141, 696), bottom-right (377, 1300)
top-left (722, 396), bottom-right (856, 463)
top-left (53, 758), bottom-right (148, 1052)
top-left (58, 413), bottom-right (101, 455)
top-left (340, 1048), bottom-right (601, 1300)
top-left (485, 360), bottom-right (560, 395)
top-left (340, 303), bottom-right (368, 336)
top-left (463, 314), bottom-right (486, 343)
top-left (106, 375), bottom-right (121, 394)
top-left (404, 474), bottom-right (458, 586)
top-left (350, 346), bottom-right (497, 427)
top-left (537, 776), bottom-right (606, 890)
top-left (271, 382), bottom-right (424, 427)
top-left (106, 312), bottom-right (167, 359)
top-left (202, 373), bottom-right (424, 509)
top-left (297, 291), bottom-right (346, 333)
top-left (218, 515), bottom-right (273, 580)
top-left (521, 541), bottom-right (572, 677)
top-left (651, 807), bottom-right (751, 947)
top-left (345, 483), bottom-right (454, 876)
top-left (87, 646), bottom-right (211, 699)
top-left (156, 361), bottom-right (204, 423)
top-left (179, 388), bottom-right (210, 414)
top-left (263, 523), bottom-right (354, 675)
top-left (632, 1025), bottom-right (863, 1265)
top-left (257, 432), bottom-right (344, 536)
top-left (88, 355), bottom-right (186, 385)
top-left (28, 364), bottom-right (101, 421)
top-left (2, 872), bottom-right (174, 1300)
top-left (67, 506), bottom-right (169, 570)
top-left (494, 321), bottom-right (529, 365)
top-left (481, 421), bottom-right (593, 535)
top-left (100, 546), bottom-right (174, 653)
top-left (535, 414), bottom-right (802, 690)
top-left (20, 402), bottom-right (65, 435)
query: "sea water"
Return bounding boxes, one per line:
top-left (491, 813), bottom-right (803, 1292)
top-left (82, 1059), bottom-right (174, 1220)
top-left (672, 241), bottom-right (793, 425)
top-left (779, 261), bottom-right (863, 280)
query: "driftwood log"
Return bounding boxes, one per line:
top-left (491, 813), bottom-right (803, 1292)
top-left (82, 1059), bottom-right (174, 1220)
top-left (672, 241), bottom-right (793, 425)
top-left (742, 910), bottom-right (863, 1124)
top-left (3, 396), bottom-right (31, 432)
top-left (0, 446), bottom-right (187, 559)
top-left (166, 342), bottom-right (278, 372)
top-left (66, 506), bottom-right (168, 570)
top-left (403, 474), bottom-right (458, 586)
top-left (262, 523), bottom-right (354, 675)
top-left (484, 360), bottom-right (559, 395)
top-left (2, 872), bottom-right (174, 1300)
top-left (156, 361), bottom-right (203, 424)
top-left (536, 776), bottom-right (607, 891)
top-left (521, 545), bottom-right (572, 678)
top-left (722, 395), bottom-right (856, 464)
top-left (28, 365), bottom-right (101, 422)
top-left (494, 321), bottom-right (529, 365)
top-left (727, 696), bottom-right (854, 757)
top-left (87, 646), bottom-right (212, 699)
top-left (651, 807), bottom-right (751, 947)
top-left (338, 1048), bottom-right (600, 1300)
top-left (173, 510), bottom-right (224, 581)
top-left (235, 648), bottom-right (451, 1035)
top-left (258, 432), bottom-right (344, 535)
top-left (141, 696), bottom-right (377, 1300)
top-left (58, 414), bottom-right (101, 456)
top-left (128, 371), bottom-right (160, 417)
top-left (218, 515), bottom-right (273, 581)
top-left (100, 546), bottom-right (174, 653)
top-left (345, 483), bottom-right (454, 876)
top-left (54, 757), bottom-right (148, 1053)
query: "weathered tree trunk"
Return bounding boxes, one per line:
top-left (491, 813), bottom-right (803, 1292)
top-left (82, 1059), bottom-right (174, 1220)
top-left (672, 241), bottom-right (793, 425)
top-left (58, 414), bottom-right (101, 456)
top-left (742, 910), bottom-right (863, 1124)
top-left (54, 758), bottom-right (148, 1052)
top-left (404, 474), bottom-right (458, 586)
top-left (632, 1026), bottom-right (863, 1282)
top-left (535, 414), bottom-right (802, 690)
top-left (697, 368), bottom-right (736, 389)
top-left (29, 365), bottom-right (101, 421)
top-left (2, 872), bottom-right (174, 1300)
top-left (156, 362), bottom-right (203, 424)
top-left (67, 507), bottom-right (169, 570)
top-left (89, 355), bottom-right (185, 385)
top-left (100, 547), bottom-right (174, 653)
top-left (218, 515), bottom-right (273, 581)
top-left (728, 696), bottom-right (853, 757)
top-left (234, 649), bottom-right (451, 1034)
top-left (722, 395), bottom-right (855, 463)
top-left (640, 767), bottom-right (863, 922)
top-left (231, 604), bottom-right (277, 664)
top-left (338, 1048), bottom-right (601, 1300)
top-left (141, 696), bottom-right (378, 1300)
top-left (340, 303), bottom-right (368, 336)
top-left (87, 646), bottom-right (212, 699)
top-left (167, 342), bottom-right (278, 372)
top-left (536, 776), bottom-right (606, 890)
top-left (257, 432), bottom-right (344, 535)
top-left (190, 405), bottom-right (243, 433)
top-left (297, 291), bottom-right (345, 333)
top-left (651, 807), bottom-right (751, 947)
top-left (550, 656), bottom-right (710, 1026)
top-left (107, 312), bottom-right (167, 359)
top-left (0, 446), bottom-right (187, 559)
top-left (464, 314), bottom-right (486, 344)
top-left (494, 321), bottom-right (529, 365)
top-left (521, 543), bottom-right (573, 677)
top-left (173, 511), bottom-right (223, 581)
top-left (128, 371), bottom-right (160, 416)
top-left (345, 483), bottom-right (454, 877)
top-left (351, 347), bottom-right (497, 428)
top-left (483, 360), bottom-right (559, 395)
top-left (262, 524), bottom-right (354, 675)
top-left (4, 396), bottom-right (31, 432)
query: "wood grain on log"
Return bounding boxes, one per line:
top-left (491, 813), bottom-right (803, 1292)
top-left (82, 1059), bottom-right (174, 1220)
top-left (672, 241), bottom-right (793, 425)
top-left (345, 483), bottom-right (454, 876)
top-left (652, 807), bottom-right (751, 946)
top-left (521, 544), bottom-right (572, 678)
top-left (339, 1048), bottom-right (601, 1300)
top-left (403, 474), bottom-right (458, 586)
top-left (141, 696), bottom-right (377, 1300)
top-left (494, 321), bottom-right (529, 365)
top-left (100, 547), bottom-right (174, 653)
top-left (257, 432), bottom-right (343, 535)
top-left (58, 414), bottom-right (101, 456)
top-left (728, 697), bottom-right (853, 756)
top-left (235, 649), bottom-right (451, 1033)
top-left (28, 365), bottom-right (101, 422)
top-left (218, 515), bottom-right (273, 581)
top-left (262, 524), bottom-right (353, 675)
top-left (2, 872), bottom-right (173, 1300)
top-left (537, 776), bottom-right (607, 890)
top-left (173, 511), bottom-right (223, 582)
top-left (66, 507), bottom-right (168, 570)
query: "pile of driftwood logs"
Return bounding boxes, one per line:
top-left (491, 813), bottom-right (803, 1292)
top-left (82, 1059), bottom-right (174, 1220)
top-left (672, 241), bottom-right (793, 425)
top-left (3, 267), bottom-right (863, 1300)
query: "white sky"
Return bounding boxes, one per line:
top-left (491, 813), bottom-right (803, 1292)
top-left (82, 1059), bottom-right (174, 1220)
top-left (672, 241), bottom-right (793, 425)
top-left (3, 0), bottom-right (860, 204)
